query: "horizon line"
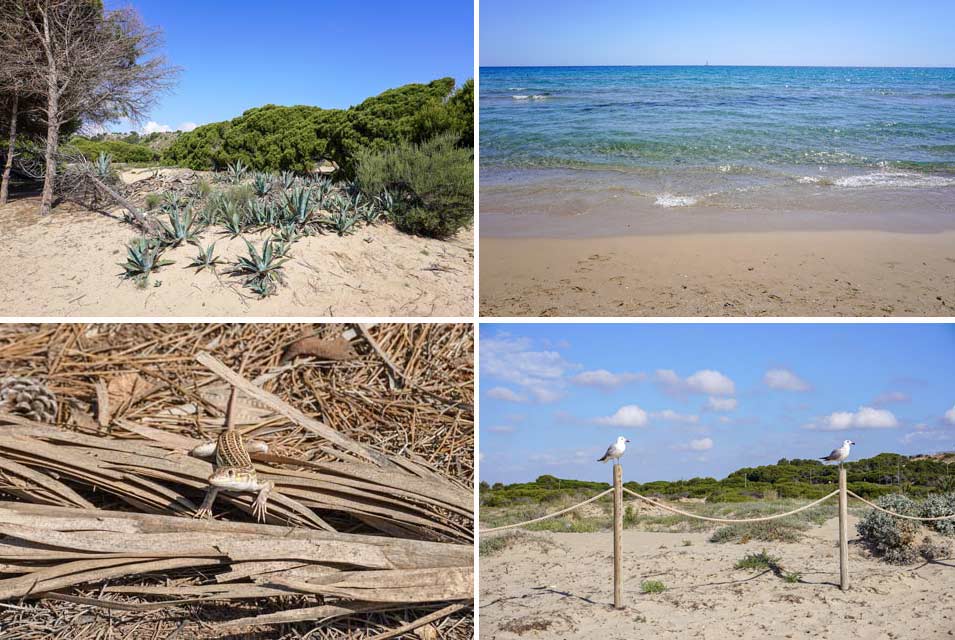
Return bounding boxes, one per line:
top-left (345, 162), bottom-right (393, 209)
top-left (480, 64), bottom-right (955, 69)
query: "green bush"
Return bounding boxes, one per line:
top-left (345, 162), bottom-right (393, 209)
top-left (161, 78), bottom-right (473, 175)
top-left (856, 494), bottom-right (924, 564)
top-left (920, 493), bottom-right (955, 536)
top-left (710, 521), bottom-right (804, 544)
top-left (355, 133), bottom-right (473, 239)
top-left (70, 137), bottom-right (160, 163)
top-left (735, 550), bottom-right (780, 572)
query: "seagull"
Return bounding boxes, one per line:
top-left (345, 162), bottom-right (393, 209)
top-left (598, 436), bottom-right (630, 464)
top-left (820, 440), bottom-right (855, 464)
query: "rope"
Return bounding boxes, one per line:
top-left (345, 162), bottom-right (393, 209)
top-left (847, 490), bottom-right (955, 521)
top-left (622, 488), bottom-right (840, 523)
top-left (480, 489), bottom-right (614, 534)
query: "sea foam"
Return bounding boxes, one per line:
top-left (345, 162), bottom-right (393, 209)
top-left (655, 194), bottom-right (698, 207)
top-left (834, 172), bottom-right (955, 188)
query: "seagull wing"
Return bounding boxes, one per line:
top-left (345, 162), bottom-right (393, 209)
top-left (597, 443), bottom-right (616, 462)
top-left (821, 448), bottom-right (840, 460)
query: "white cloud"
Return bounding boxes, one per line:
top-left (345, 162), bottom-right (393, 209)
top-left (706, 397), bottom-right (737, 412)
top-left (945, 405), bottom-right (955, 425)
top-left (902, 424), bottom-right (951, 444)
top-left (528, 448), bottom-right (600, 467)
top-left (652, 409), bottom-right (699, 424)
top-left (179, 121), bottom-right (198, 132)
top-left (142, 121), bottom-right (173, 134)
top-left (488, 425), bottom-right (515, 433)
top-left (655, 369), bottom-right (735, 396)
top-left (481, 334), bottom-right (572, 404)
top-left (570, 369), bottom-right (644, 389)
top-left (487, 387), bottom-right (526, 403)
top-left (675, 437), bottom-right (714, 451)
top-left (594, 405), bottom-right (648, 428)
top-left (804, 406), bottom-right (899, 431)
top-left (763, 368), bottom-right (811, 392)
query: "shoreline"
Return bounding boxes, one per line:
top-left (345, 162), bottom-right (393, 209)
top-left (480, 229), bottom-right (955, 317)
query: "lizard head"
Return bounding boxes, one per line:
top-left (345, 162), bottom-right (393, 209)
top-left (209, 467), bottom-right (259, 492)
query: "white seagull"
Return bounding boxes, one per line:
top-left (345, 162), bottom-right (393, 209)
top-left (820, 440), bottom-right (855, 464)
top-left (598, 436), bottom-right (630, 464)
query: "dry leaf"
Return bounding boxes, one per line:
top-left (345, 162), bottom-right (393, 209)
top-left (281, 336), bottom-right (357, 364)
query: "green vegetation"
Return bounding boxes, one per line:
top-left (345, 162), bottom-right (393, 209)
top-left (481, 453), bottom-right (955, 510)
top-left (187, 242), bottom-right (222, 272)
top-left (69, 137), bottom-right (160, 163)
top-left (355, 133), bottom-right (473, 238)
top-left (710, 521), bottom-right (804, 544)
top-left (119, 237), bottom-right (172, 283)
top-left (161, 78), bottom-right (473, 176)
top-left (233, 238), bottom-right (289, 298)
top-left (855, 492), bottom-right (955, 564)
top-left (734, 550), bottom-right (781, 572)
top-left (640, 580), bottom-right (666, 594)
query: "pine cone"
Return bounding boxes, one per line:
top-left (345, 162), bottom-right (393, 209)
top-left (0, 376), bottom-right (58, 422)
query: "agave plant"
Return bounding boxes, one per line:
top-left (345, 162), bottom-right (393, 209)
top-left (220, 200), bottom-right (244, 238)
top-left (233, 238), bottom-right (289, 297)
top-left (252, 172), bottom-right (273, 197)
top-left (280, 170), bottom-right (296, 190)
top-left (158, 208), bottom-right (202, 247)
top-left (226, 159), bottom-right (248, 184)
top-left (245, 200), bottom-right (272, 229)
top-left (374, 189), bottom-right (395, 218)
top-left (283, 186), bottom-right (312, 225)
top-left (311, 176), bottom-right (332, 206)
top-left (187, 242), bottom-right (223, 272)
top-left (119, 237), bottom-right (173, 281)
top-left (275, 222), bottom-right (301, 244)
top-left (328, 209), bottom-right (358, 236)
top-left (358, 203), bottom-right (381, 225)
top-left (93, 151), bottom-right (113, 179)
top-left (162, 191), bottom-right (187, 212)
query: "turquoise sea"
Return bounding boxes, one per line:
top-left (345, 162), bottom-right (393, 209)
top-left (480, 66), bottom-right (955, 232)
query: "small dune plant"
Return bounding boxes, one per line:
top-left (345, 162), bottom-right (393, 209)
top-left (252, 172), bottom-right (273, 197)
top-left (328, 206), bottom-right (358, 236)
top-left (283, 186), bottom-right (313, 226)
top-left (93, 151), bottom-right (113, 179)
top-left (280, 170), bottom-right (296, 190)
top-left (734, 549), bottom-right (781, 572)
top-left (187, 242), bottom-right (223, 272)
top-left (233, 238), bottom-right (289, 298)
top-left (856, 494), bottom-right (926, 564)
top-left (120, 237), bottom-right (173, 284)
top-left (144, 193), bottom-right (162, 210)
top-left (158, 208), bottom-right (201, 248)
top-left (640, 580), bottom-right (666, 594)
top-left (226, 159), bottom-right (247, 184)
top-left (219, 201), bottom-right (245, 238)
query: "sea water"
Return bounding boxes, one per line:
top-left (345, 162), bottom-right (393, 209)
top-left (480, 66), bottom-right (955, 233)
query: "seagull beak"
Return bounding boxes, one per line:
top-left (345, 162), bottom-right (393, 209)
top-left (850, 441), bottom-right (856, 446)
top-left (625, 439), bottom-right (631, 443)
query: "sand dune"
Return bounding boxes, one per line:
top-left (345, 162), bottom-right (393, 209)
top-left (0, 196), bottom-right (473, 317)
top-left (480, 517), bottom-right (955, 639)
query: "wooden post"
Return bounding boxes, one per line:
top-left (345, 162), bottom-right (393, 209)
top-left (838, 464), bottom-right (849, 591)
top-left (613, 463), bottom-right (624, 609)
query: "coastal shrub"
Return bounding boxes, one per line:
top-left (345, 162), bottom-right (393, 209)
top-left (710, 521), bottom-right (804, 544)
top-left (856, 494), bottom-right (922, 564)
top-left (919, 493), bottom-right (955, 536)
top-left (70, 137), bottom-right (159, 163)
top-left (355, 133), bottom-right (473, 239)
top-left (161, 78), bottom-right (473, 174)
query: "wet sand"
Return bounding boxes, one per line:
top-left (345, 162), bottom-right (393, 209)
top-left (480, 519), bottom-right (955, 639)
top-left (480, 230), bottom-right (955, 317)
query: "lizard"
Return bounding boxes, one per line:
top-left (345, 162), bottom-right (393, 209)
top-left (191, 383), bottom-right (274, 522)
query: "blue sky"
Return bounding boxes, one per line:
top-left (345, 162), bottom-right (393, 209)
top-left (479, 324), bottom-right (955, 485)
top-left (480, 0), bottom-right (955, 67)
top-left (106, 0), bottom-right (473, 133)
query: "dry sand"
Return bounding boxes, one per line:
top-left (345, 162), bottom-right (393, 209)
top-left (0, 196), bottom-right (473, 317)
top-left (480, 231), bottom-right (955, 317)
top-left (480, 518), bottom-right (955, 640)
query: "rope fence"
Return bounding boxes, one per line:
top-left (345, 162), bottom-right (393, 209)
top-left (481, 465), bottom-right (955, 606)
top-left (480, 488), bottom-right (614, 533)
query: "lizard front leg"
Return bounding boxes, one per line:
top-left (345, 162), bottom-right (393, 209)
top-left (252, 480), bottom-right (274, 523)
top-left (194, 486), bottom-right (220, 519)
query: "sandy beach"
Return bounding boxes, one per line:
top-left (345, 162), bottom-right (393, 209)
top-left (480, 518), bottom-right (955, 639)
top-left (480, 230), bottom-right (955, 317)
top-left (0, 195), bottom-right (473, 317)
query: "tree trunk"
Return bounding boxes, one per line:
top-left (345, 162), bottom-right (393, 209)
top-left (40, 87), bottom-right (58, 215)
top-left (0, 93), bottom-right (18, 206)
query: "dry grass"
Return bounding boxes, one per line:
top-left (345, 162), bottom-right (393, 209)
top-left (0, 323), bottom-right (474, 639)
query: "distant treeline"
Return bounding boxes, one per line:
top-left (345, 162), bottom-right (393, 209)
top-left (481, 453), bottom-right (955, 506)
top-left (70, 77), bottom-right (473, 176)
